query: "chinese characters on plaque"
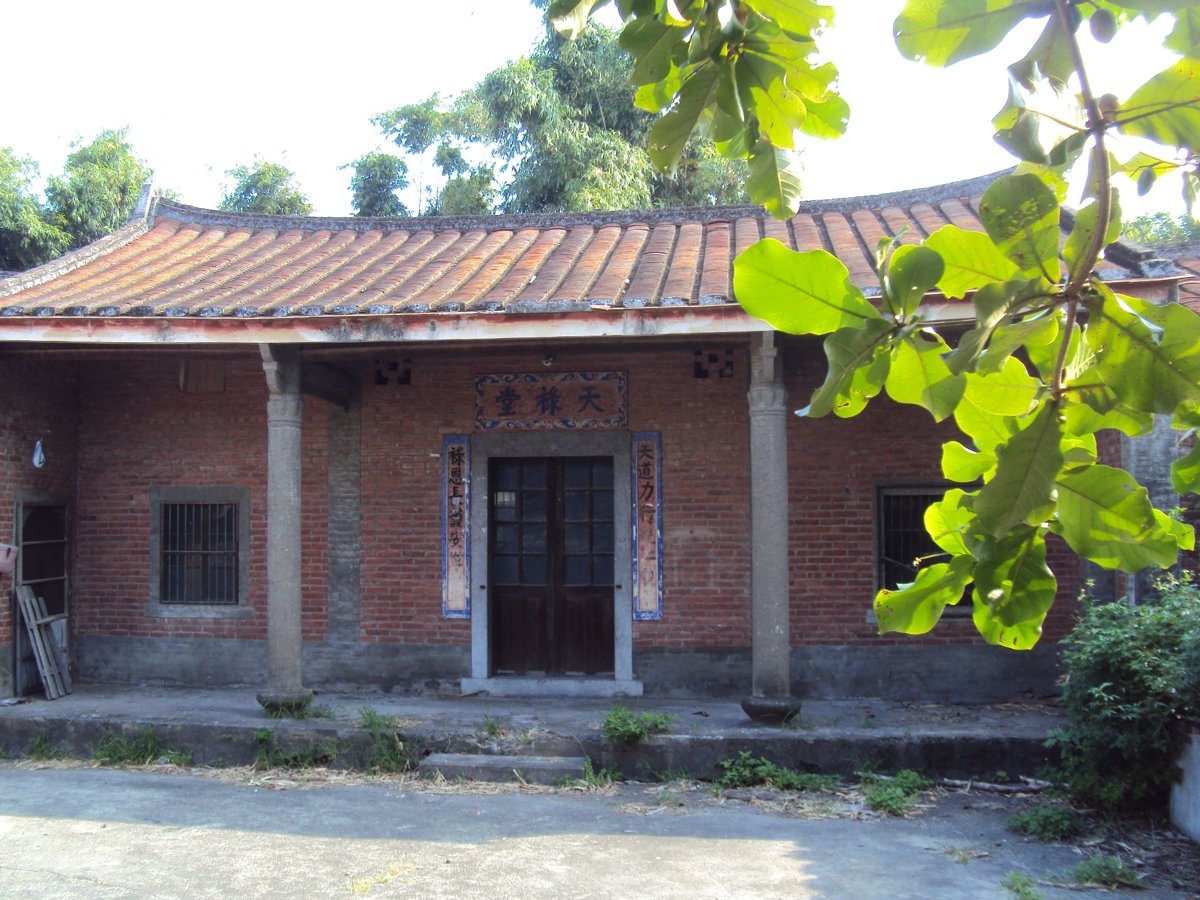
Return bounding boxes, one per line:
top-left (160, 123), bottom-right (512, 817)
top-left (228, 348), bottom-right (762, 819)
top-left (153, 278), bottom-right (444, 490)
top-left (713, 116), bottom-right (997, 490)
top-left (475, 372), bottom-right (626, 430)
top-left (442, 435), bottom-right (470, 618)
top-left (632, 431), bottom-right (662, 620)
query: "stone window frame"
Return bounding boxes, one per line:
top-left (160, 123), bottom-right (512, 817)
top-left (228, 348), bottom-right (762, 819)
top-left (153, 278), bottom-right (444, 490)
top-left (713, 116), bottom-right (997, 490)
top-left (874, 484), bottom-right (971, 619)
top-left (145, 486), bottom-right (253, 619)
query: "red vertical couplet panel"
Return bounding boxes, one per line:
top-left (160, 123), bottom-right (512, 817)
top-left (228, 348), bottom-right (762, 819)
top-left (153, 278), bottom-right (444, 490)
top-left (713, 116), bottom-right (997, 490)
top-left (632, 431), bottom-right (662, 620)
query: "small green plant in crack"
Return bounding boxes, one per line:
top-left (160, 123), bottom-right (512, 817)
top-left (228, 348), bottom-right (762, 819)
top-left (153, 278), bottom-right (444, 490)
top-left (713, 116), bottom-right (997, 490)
top-left (600, 705), bottom-right (678, 744)
top-left (480, 715), bottom-right (507, 739)
top-left (356, 706), bottom-right (398, 731)
top-left (27, 731), bottom-right (66, 761)
top-left (1067, 855), bottom-right (1141, 889)
top-left (252, 728), bottom-right (337, 770)
top-left (266, 701), bottom-right (332, 721)
top-left (1006, 804), bottom-right (1085, 842)
top-left (717, 752), bottom-right (839, 792)
top-left (94, 728), bottom-right (191, 767)
top-left (1001, 872), bottom-right (1045, 900)
top-left (355, 707), bottom-right (412, 773)
top-left (580, 758), bottom-right (618, 788)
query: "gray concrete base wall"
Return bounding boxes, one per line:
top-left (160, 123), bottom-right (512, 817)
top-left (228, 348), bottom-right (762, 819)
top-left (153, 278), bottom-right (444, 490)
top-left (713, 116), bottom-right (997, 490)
top-left (635, 644), bottom-right (1062, 702)
top-left (76, 635), bottom-right (1060, 702)
top-left (76, 635), bottom-right (469, 695)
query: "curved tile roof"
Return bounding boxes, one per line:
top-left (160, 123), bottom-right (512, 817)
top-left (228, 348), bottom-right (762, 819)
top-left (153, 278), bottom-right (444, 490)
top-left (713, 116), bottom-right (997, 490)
top-left (0, 171), bottom-right (1178, 323)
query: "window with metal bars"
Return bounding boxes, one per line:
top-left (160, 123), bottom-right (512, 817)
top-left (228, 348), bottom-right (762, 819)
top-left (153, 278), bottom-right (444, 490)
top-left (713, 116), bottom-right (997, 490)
top-left (877, 488), bottom-right (947, 591)
top-left (149, 487), bottom-right (248, 609)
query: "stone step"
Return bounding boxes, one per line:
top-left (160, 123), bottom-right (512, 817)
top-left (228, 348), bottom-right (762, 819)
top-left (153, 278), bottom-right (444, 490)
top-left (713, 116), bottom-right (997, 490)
top-left (420, 752), bottom-right (586, 785)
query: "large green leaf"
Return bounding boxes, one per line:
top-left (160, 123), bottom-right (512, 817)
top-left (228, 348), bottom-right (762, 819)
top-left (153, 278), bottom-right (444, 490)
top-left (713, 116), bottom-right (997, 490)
top-left (954, 390), bottom-right (1019, 453)
top-left (795, 92), bottom-right (850, 139)
top-left (1061, 383), bottom-right (1154, 437)
top-left (621, 16), bottom-right (687, 86)
top-left (874, 558), bottom-right (973, 636)
top-left (745, 139), bottom-right (805, 218)
top-left (977, 314), bottom-right (1058, 374)
top-left (1173, 440), bottom-right (1200, 494)
top-left (1008, 14), bottom-right (1074, 90)
top-left (744, 0), bottom-right (833, 36)
top-left (962, 356), bottom-right (1039, 416)
top-left (979, 173), bottom-right (1062, 281)
top-left (1165, 7), bottom-right (1200, 57)
top-left (1119, 57), bottom-right (1200, 158)
top-left (883, 244), bottom-right (944, 318)
top-left (1055, 463), bottom-right (1190, 571)
top-left (944, 278), bottom-right (1047, 374)
top-left (974, 401), bottom-right (1064, 538)
top-left (884, 333), bottom-right (966, 421)
top-left (942, 441), bottom-right (995, 482)
top-left (800, 318), bottom-right (896, 418)
top-left (924, 225), bottom-right (1020, 300)
top-left (894, 0), bottom-right (1050, 67)
top-left (1064, 189), bottom-right (1122, 280)
top-left (972, 527), bottom-right (1056, 650)
top-left (1088, 287), bottom-right (1200, 416)
top-left (734, 239), bottom-right (879, 334)
top-left (735, 48), bottom-right (805, 149)
top-left (547, 0), bottom-right (604, 40)
top-left (925, 488), bottom-right (977, 556)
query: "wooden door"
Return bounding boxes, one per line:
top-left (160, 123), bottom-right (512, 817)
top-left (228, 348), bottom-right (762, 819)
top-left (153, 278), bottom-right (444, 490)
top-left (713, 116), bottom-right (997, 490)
top-left (490, 457), bottom-right (615, 676)
top-left (14, 504), bottom-right (68, 696)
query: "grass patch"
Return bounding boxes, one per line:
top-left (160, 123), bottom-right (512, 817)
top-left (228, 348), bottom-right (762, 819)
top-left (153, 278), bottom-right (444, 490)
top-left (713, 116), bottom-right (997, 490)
top-left (1006, 804), bottom-right (1085, 841)
top-left (858, 769), bottom-right (930, 816)
top-left (1068, 855), bottom-right (1141, 888)
top-left (480, 715), bottom-right (506, 739)
top-left (717, 751), bottom-right (839, 792)
top-left (600, 706), bottom-right (678, 744)
top-left (266, 702), bottom-right (333, 721)
top-left (1001, 872), bottom-right (1044, 899)
top-left (356, 706), bottom-right (398, 731)
top-left (355, 707), bottom-right (413, 773)
top-left (252, 727), bottom-right (337, 769)
top-left (94, 728), bottom-right (191, 766)
top-left (27, 731), bottom-right (66, 761)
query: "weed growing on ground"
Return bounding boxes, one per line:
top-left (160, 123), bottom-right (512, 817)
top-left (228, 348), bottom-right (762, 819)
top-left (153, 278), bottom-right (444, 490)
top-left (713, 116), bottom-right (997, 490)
top-left (717, 751), bottom-right (839, 792)
top-left (1068, 855), bottom-right (1141, 888)
top-left (1001, 872), bottom-right (1045, 899)
top-left (27, 731), bottom-right (64, 761)
top-left (1006, 804), bottom-right (1085, 841)
top-left (600, 706), bottom-right (678, 744)
top-left (481, 715), bottom-right (506, 739)
top-left (355, 707), bottom-right (412, 773)
top-left (561, 758), bottom-right (618, 789)
top-left (266, 702), bottom-right (332, 721)
top-left (252, 728), bottom-right (337, 769)
top-left (94, 728), bottom-right (191, 766)
top-left (858, 769), bottom-right (930, 816)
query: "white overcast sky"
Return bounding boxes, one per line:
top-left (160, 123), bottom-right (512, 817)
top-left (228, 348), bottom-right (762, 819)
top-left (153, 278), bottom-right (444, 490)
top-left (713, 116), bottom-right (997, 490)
top-left (1, 1), bottom-right (1185, 218)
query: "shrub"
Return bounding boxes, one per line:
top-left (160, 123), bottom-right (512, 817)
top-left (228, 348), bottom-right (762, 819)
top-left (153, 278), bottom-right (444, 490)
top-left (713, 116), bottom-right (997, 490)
top-left (1006, 804), bottom-right (1085, 841)
top-left (600, 706), bottom-right (677, 743)
top-left (1069, 855), bottom-right (1141, 888)
top-left (1048, 575), bottom-right (1200, 811)
top-left (858, 769), bottom-right (930, 815)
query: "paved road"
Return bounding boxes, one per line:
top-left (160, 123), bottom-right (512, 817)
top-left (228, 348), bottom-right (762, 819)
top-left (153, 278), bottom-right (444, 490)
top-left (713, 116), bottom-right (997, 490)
top-left (0, 763), bottom-right (1180, 898)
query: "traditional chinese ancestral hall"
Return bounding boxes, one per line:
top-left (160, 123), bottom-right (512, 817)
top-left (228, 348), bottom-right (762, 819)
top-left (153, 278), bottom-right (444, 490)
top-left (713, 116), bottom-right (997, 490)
top-left (0, 175), bottom-right (1189, 714)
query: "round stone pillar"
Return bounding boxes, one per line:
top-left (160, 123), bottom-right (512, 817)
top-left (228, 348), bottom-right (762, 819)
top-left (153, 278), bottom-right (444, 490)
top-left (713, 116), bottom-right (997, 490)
top-left (741, 377), bottom-right (801, 724)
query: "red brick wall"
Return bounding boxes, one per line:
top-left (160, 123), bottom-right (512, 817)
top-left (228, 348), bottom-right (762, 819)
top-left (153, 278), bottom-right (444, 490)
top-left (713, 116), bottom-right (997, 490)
top-left (783, 341), bottom-right (1080, 648)
top-left (71, 354), bottom-right (330, 643)
top-left (0, 357), bottom-right (79, 690)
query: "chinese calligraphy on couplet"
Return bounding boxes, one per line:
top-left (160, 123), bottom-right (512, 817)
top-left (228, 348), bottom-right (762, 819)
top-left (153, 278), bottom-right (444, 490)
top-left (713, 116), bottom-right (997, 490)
top-left (475, 372), bottom-right (626, 430)
top-left (632, 431), bottom-right (662, 620)
top-left (442, 435), bottom-right (470, 618)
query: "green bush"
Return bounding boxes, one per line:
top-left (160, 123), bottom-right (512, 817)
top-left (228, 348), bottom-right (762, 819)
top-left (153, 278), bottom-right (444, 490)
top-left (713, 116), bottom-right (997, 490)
top-left (1006, 804), bottom-right (1085, 841)
top-left (1048, 575), bottom-right (1200, 811)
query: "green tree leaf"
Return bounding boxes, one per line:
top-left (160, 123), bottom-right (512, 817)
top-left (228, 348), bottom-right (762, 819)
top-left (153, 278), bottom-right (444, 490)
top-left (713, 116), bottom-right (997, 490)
top-left (647, 64), bottom-right (722, 170)
top-left (1173, 440), bottom-right (1200, 494)
top-left (547, 0), bottom-right (605, 40)
top-left (944, 278), bottom-right (1048, 374)
top-left (885, 332), bottom-right (966, 421)
top-left (745, 139), bottom-right (804, 218)
top-left (1056, 464), bottom-right (1192, 571)
top-left (895, 0), bottom-right (1050, 67)
top-left (1064, 190), bottom-right (1122, 279)
top-left (1119, 57), bottom-right (1200, 159)
top-left (874, 558), bottom-right (973, 636)
top-left (972, 527), bottom-right (1056, 650)
top-left (942, 441), bottom-right (995, 482)
top-left (962, 357), bottom-right (1040, 416)
top-left (925, 488), bottom-right (978, 556)
top-left (924, 225), bottom-right (1020, 300)
top-left (1087, 286), bottom-right (1200, 416)
top-left (801, 318), bottom-right (896, 418)
top-left (734, 239), bottom-right (878, 334)
top-left (974, 401), bottom-right (1064, 538)
top-left (883, 244), bottom-right (944, 318)
top-left (978, 172), bottom-right (1061, 281)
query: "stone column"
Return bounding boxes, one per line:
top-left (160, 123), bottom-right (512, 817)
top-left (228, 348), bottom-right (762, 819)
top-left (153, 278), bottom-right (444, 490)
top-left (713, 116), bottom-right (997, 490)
top-left (741, 333), bottom-right (802, 723)
top-left (257, 345), bottom-right (312, 713)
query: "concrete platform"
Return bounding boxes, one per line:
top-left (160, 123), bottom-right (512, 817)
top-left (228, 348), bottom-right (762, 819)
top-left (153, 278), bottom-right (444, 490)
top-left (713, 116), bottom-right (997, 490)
top-left (420, 752), bottom-right (587, 784)
top-left (0, 684), bottom-right (1066, 781)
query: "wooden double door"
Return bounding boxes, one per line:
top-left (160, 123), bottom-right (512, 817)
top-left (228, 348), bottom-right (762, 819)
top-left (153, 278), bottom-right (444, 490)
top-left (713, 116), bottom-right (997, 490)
top-left (489, 456), bottom-right (615, 676)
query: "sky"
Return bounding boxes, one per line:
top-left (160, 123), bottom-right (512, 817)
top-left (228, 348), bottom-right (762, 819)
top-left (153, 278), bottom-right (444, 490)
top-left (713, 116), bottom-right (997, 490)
top-left (1, 1), bottom-right (1187, 219)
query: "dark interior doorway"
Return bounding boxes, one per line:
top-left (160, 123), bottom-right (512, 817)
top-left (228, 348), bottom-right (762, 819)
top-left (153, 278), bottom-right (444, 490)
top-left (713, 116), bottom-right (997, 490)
top-left (489, 456), bottom-right (615, 676)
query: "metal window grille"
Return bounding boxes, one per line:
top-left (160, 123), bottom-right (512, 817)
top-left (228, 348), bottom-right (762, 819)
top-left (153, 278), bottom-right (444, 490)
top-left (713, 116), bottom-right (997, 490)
top-left (878, 490), bottom-right (944, 590)
top-left (160, 503), bottom-right (239, 605)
